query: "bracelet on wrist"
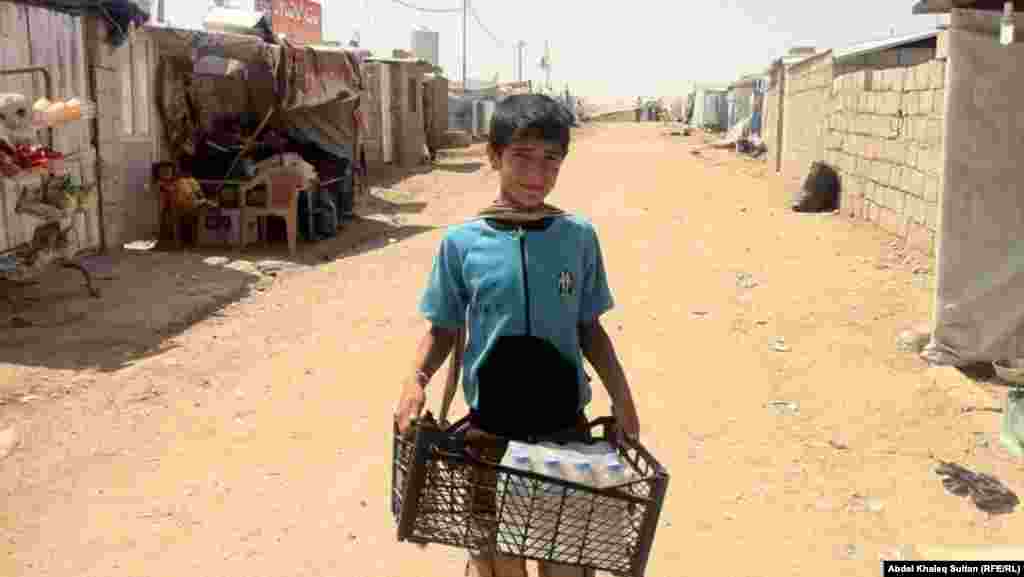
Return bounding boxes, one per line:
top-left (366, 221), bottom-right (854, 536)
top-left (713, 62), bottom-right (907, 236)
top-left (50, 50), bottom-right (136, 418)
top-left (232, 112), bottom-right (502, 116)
top-left (414, 370), bottom-right (430, 387)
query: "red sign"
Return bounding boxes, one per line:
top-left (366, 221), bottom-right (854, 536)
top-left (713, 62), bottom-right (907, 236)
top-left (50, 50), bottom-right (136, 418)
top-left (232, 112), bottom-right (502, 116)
top-left (255, 0), bottom-right (322, 44)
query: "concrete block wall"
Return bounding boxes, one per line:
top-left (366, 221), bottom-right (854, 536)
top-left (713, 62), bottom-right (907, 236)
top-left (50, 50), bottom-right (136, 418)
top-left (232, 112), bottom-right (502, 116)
top-left (824, 57), bottom-right (946, 254)
top-left (763, 85), bottom-right (779, 170)
top-left (781, 53), bottom-right (833, 191)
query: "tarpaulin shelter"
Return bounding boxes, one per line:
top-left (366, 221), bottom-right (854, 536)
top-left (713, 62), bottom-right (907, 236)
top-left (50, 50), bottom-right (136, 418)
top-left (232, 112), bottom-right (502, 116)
top-left (145, 25), bottom-right (365, 166)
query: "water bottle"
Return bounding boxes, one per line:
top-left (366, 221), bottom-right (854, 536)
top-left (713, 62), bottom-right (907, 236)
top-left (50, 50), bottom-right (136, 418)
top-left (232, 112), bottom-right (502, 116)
top-left (582, 455), bottom-right (631, 566)
top-left (599, 455), bottom-right (630, 489)
top-left (531, 449), bottom-right (565, 550)
top-left (569, 460), bottom-right (598, 488)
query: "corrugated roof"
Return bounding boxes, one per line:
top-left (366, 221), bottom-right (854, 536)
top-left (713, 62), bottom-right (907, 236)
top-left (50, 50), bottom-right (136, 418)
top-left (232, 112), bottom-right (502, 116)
top-left (833, 29), bottom-right (940, 61)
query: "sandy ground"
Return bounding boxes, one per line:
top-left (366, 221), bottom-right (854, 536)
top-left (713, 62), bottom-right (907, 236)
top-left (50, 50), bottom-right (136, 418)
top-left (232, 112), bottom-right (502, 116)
top-left (0, 123), bottom-right (1021, 577)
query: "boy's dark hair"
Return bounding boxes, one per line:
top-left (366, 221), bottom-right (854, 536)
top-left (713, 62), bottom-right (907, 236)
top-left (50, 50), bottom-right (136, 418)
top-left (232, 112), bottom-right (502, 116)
top-left (489, 94), bottom-right (572, 157)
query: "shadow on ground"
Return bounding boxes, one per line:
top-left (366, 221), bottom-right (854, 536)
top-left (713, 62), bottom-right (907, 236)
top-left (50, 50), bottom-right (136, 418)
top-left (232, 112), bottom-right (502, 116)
top-left (0, 205), bottom-right (434, 378)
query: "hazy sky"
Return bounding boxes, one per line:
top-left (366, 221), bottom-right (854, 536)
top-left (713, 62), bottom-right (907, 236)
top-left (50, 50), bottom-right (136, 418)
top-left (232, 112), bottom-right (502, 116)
top-left (167, 0), bottom-right (943, 103)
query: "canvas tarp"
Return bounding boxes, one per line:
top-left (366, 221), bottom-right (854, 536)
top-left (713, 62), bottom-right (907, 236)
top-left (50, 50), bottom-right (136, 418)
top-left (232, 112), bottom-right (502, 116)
top-left (279, 44), bottom-right (364, 111)
top-left (922, 26), bottom-right (1024, 367)
top-left (147, 27), bottom-right (282, 73)
top-left (147, 27), bottom-right (363, 112)
top-left (282, 94), bottom-right (360, 161)
top-left (148, 26), bottom-right (364, 161)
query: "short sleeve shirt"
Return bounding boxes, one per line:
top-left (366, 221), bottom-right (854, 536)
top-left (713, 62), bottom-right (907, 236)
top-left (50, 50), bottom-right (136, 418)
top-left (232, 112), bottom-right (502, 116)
top-left (419, 215), bottom-right (615, 410)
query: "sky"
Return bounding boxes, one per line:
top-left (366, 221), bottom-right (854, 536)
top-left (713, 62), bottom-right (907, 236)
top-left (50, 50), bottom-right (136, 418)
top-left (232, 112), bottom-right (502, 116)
top-left (165, 0), bottom-right (946, 106)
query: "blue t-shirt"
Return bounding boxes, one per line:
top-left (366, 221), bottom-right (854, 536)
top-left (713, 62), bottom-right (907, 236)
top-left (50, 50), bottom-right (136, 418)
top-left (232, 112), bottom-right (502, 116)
top-left (419, 214), bottom-right (615, 411)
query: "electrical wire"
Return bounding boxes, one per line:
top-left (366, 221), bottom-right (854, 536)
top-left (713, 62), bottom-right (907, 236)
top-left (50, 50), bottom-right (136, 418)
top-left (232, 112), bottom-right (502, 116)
top-left (387, 0), bottom-right (461, 13)
top-left (471, 5), bottom-right (504, 47)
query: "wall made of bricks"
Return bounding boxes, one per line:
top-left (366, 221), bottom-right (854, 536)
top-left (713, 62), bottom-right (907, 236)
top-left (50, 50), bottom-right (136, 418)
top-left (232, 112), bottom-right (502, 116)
top-left (781, 53), bottom-right (834, 191)
top-left (824, 58), bottom-right (946, 254)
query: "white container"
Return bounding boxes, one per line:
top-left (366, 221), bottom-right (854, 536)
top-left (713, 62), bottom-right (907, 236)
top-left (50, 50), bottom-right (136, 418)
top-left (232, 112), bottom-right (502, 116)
top-left (529, 448), bottom-right (566, 552)
top-left (580, 455), bottom-right (632, 565)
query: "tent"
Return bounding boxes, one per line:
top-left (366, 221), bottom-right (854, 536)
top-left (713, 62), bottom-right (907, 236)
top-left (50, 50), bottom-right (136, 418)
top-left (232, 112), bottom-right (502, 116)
top-left (691, 87), bottom-right (728, 130)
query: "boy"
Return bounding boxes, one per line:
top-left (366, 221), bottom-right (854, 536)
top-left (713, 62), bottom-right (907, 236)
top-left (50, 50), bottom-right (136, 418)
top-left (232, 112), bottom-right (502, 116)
top-left (395, 94), bottom-right (639, 577)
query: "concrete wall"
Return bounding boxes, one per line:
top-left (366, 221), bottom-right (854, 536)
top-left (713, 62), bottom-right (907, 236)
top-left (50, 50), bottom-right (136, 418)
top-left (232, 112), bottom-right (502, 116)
top-left (86, 21), bottom-right (165, 250)
top-left (826, 55), bottom-right (946, 254)
top-left (763, 66), bottom-right (783, 172)
top-left (781, 52), bottom-right (833, 191)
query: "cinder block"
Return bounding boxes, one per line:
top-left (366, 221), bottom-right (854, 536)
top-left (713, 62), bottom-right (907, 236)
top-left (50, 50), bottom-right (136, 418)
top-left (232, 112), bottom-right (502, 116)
top-left (885, 92), bottom-right (899, 115)
top-left (920, 90), bottom-right (934, 115)
top-left (889, 139), bottom-right (906, 165)
top-left (915, 63), bottom-right (929, 91)
top-left (901, 165), bottom-right (914, 191)
top-left (879, 115), bottom-right (894, 137)
top-left (864, 180), bottom-right (877, 202)
top-left (903, 66), bottom-right (916, 92)
top-left (910, 169), bottom-right (926, 198)
top-left (932, 60), bottom-right (947, 88)
top-left (933, 89), bottom-right (946, 116)
top-left (903, 144), bottom-right (918, 169)
top-left (879, 207), bottom-right (903, 235)
top-left (903, 92), bottom-right (917, 116)
top-left (866, 139), bottom-right (878, 160)
top-left (924, 146), bottom-right (944, 176)
top-left (891, 187), bottom-right (907, 213)
top-left (927, 119), bottom-right (944, 147)
top-left (901, 195), bottom-right (918, 224)
top-left (924, 175), bottom-right (940, 203)
top-left (891, 68), bottom-right (905, 93)
top-left (877, 186), bottom-right (892, 209)
top-left (891, 165), bottom-right (904, 189)
top-left (924, 200), bottom-right (939, 230)
top-left (914, 118), bottom-right (929, 144)
top-left (873, 159), bottom-right (888, 182)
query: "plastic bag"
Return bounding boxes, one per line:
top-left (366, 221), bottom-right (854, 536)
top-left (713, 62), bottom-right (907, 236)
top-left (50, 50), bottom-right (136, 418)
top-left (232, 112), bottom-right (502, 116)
top-left (1000, 387), bottom-right (1024, 458)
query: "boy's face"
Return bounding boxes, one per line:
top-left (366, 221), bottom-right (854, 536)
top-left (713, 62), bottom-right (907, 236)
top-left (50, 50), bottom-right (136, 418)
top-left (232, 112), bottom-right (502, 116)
top-left (488, 137), bottom-right (565, 208)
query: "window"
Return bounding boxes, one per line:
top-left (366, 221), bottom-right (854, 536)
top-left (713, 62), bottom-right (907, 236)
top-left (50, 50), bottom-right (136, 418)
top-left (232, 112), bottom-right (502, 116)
top-left (121, 37), bottom-right (151, 136)
top-left (409, 78), bottom-right (417, 113)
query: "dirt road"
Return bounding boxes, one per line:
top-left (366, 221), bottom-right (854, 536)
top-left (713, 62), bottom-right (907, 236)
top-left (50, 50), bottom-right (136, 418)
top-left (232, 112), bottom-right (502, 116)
top-left (2, 123), bottom-right (1021, 576)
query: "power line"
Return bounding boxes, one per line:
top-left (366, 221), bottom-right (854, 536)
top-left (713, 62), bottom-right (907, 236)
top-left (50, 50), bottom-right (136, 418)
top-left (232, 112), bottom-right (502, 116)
top-left (388, 0), bottom-right (461, 13)
top-left (471, 5), bottom-right (504, 47)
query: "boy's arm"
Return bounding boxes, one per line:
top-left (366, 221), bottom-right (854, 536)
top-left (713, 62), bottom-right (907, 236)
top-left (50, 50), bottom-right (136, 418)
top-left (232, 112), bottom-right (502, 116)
top-left (396, 324), bottom-right (459, 434)
top-left (576, 223), bottom-right (638, 439)
top-left (397, 233), bottom-right (468, 434)
top-left (580, 320), bottom-right (639, 440)
top-left (410, 324), bottom-right (459, 384)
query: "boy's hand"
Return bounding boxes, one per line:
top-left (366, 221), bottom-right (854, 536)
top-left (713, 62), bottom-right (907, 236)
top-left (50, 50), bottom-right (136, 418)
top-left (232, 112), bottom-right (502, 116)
top-left (395, 377), bottom-right (427, 435)
top-left (613, 396), bottom-right (640, 443)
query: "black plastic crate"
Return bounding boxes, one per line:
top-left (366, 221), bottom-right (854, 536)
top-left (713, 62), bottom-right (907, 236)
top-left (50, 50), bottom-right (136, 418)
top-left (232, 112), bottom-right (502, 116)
top-left (391, 413), bottom-right (670, 577)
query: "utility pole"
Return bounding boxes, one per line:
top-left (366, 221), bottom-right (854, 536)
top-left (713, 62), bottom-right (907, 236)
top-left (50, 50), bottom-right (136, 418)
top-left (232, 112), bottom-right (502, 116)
top-left (544, 40), bottom-right (552, 92)
top-left (462, 0), bottom-right (469, 90)
top-left (515, 41), bottom-right (526, 83)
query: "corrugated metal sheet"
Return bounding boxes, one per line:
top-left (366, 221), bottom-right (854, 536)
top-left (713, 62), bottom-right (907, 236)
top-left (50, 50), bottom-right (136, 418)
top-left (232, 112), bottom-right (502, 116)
top-left (0, 2), bottom-right (99, 254)
top-left (833, 29), bottom-right (940, 62)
